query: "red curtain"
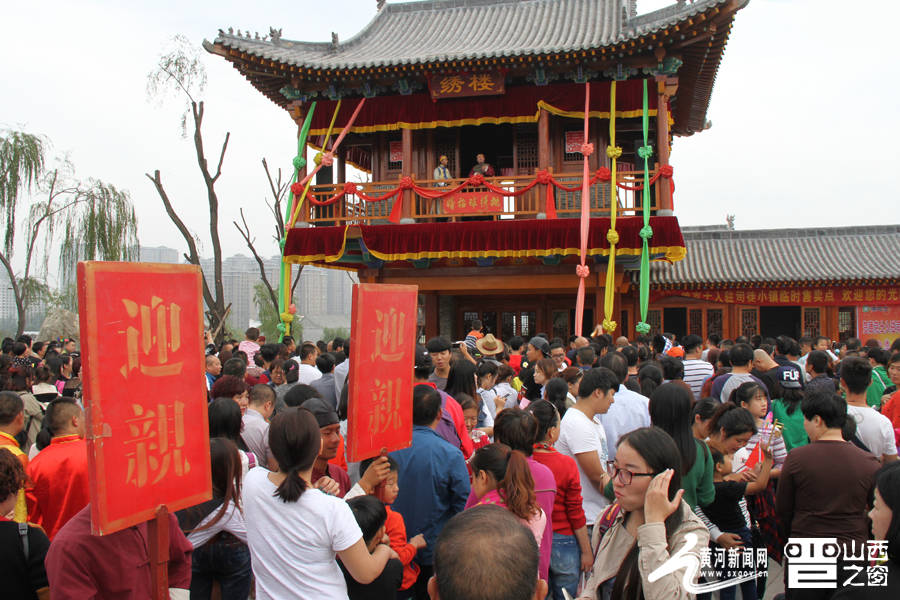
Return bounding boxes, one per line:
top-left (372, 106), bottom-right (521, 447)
top-left (283, 216), bottom-right (685, 268)
top-left (304, 80), bottom-right (657, 135)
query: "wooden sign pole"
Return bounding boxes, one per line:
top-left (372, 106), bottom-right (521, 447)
top-left (147, 505), bottom-right (170, 600)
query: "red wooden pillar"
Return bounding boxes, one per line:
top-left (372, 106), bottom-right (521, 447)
top-left (655, 76), bottom-right (674, 215)
top-left (401, 127), bottom-right (414, 223)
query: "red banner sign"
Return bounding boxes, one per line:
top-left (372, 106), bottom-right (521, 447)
top-left (565, 130), bottom-right (585, 154)
top-left (442, 191), bottom-right (503, 214)
top-left (652, 285), bottom-right (900, 306)
top-left (429, 70), bottom-right (506, 100)
top-left (389, 141), bottom-right (402, 164)
top-left (346, 283), bottom-right (417, 462)
top-left (77, 262), bottom-right (211, 535)
top-left (859, 305), bottom-right (900, 347)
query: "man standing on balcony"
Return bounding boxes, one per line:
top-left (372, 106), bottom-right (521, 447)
top-left (468, 153), bottom-right (495, 177)
top-left (433, 155), bottom-right (452, 185)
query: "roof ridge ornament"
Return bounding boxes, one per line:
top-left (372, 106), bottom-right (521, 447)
top-left (269, 27), bottom-right (282, 43)
top-left (331, 32), bottom-right (339, 50)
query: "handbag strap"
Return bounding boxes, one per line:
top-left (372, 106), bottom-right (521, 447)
top-left (19, 522), bottom-right (29, 561)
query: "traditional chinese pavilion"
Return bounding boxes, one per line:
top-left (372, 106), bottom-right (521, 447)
top-left (644, 225), bottom-right (900, 343)
top-left (206, 0), bottom-right (749, 341)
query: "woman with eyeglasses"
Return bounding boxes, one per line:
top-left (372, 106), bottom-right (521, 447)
top-left (579, 427), bottom-right (708, 600)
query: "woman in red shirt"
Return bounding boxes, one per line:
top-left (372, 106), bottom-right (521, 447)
top-left (527, 400), bottom-right (592, 600)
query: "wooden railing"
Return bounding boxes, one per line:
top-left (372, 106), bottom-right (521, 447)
top-left (304, 169), bottom-right (661, 225)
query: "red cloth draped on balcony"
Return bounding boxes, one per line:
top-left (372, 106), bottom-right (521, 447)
top-left (282, 216), bottom-right (686, 267)
top-left (302, 80), bottom-right (659, 136)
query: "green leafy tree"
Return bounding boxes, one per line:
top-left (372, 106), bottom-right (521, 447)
top-left (322, 327), bottom-right (350, 343)
top-left (253, 281), bottom-right (302, 342)
top-left (0, 130), bottom-right (138, 336)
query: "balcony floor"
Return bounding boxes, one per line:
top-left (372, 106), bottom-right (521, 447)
top-left (284, 215), bottom-right (685, 271)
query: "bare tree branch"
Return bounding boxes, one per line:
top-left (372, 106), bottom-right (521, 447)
top-left (233, 207), bottom-right (279, 312)
top-left (145, 169), bottom-right (215, 310)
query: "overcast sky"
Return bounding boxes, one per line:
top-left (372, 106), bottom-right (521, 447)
top-left (2, 0), bottom-right (897, 281)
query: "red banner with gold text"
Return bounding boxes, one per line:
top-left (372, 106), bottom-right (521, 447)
top-left (429, 70), bottom-right (506, 100)
top-left (652, 285), bottom-right (900, 306)
top-left (346, 284), bottom-right (418, 462)
top-left (441, 191), bottom-right (503, 214)
top-left (77, 262), bottom-right (211, 535)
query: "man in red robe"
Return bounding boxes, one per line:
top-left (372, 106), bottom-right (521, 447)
top-left (25, 399), bottom-right (90, 539)
top-left (45, 504), bottom-right (192, 599)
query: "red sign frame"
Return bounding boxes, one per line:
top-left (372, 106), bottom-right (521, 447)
top-left (652, 285), bottom-right (900, 307)
top-left (565, 130), bottom-right (585, 154)
top-left (429, 70), bottom-right (506, 100)
top-left (389, 141), bottom-right (403, 163)
top-left (441, 191), bottom-right (503, 215)
top-left (346, 283), bottom-right (417, 463)
top-left (77, 262), bottom-right (211, 535)
top-left (859, 305), bottom-right (900, 347)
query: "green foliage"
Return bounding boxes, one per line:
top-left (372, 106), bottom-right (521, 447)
top-left (322, 327), bottom-right (350, 343)
top-left (0, 130), bottom-right (46, 255)
top-left (56, 179), bottom-right (139, 285)
top-left (147, 34), bottom-right (207, 136)
top-left (253, 281), bottom-right (282, 341)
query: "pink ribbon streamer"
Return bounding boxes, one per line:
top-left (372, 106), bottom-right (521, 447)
top-left (574, 82), bottom-right (591, 336)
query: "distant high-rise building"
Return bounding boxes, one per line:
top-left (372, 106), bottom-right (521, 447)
top-left (139, 245), bottom-right (179, 264)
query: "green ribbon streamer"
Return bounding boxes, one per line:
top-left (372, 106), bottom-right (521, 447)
top-left (636, 80), bottom-right (653, 335)
top-left (278, 102), bottom-right (317, 341)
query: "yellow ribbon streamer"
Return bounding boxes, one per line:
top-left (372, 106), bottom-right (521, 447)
top-left (603, 81), bottom-right (619, 333)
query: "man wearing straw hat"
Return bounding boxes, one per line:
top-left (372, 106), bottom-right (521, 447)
top-left (475, 334), bottom-right (504, 364)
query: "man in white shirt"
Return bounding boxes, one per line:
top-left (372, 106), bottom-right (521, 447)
top-left (842, 356), bottom-right (898, 463)
top-left (294, 342), bottom-right (322, 385)
top-left (596, 352), bottom-right (650, 461)
top-left (681, 335), bottom-right (714, 401)
top-left (333, 339), bottom-right (350, 401)
top-left (556, 367), bottom-right (617, 525)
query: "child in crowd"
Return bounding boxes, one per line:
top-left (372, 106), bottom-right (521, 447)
top-left (469, 442), bottom-right (546, 549)
top-left (358, 455), bottom-right (426, 598)
top-left (493, 364), bottom-right (520, 410)
top-left (237, 327), bottom-right (261, 366)
top-left (476, 361), bottom-right (501, 421)
top-left (704, 446), bottom-right (772, 600)
top-left (341, 495), bottom-right (404, 600)
top-left (458, 395), bottom-right (491, 456)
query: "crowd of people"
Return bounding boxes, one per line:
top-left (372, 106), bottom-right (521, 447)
top-left (2, 326), bottom-right (900, 599)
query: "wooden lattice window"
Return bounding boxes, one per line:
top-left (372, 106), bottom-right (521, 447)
top-left (706, 309), bottom-right (723, 338)
top-left (520, 311), bottom-right (537, 338)
top-left (516, 128), bottom-right (538, 174)
top-left (741, 309), bottom-right (758, 338)
top-left (803, 308), bottom-right (821, 338)
top-left (689, 309), bottom-right (703, 337)
top-left (647, 309), bottom-right (662, 335)
top-left (839, 307), bottom-right (856, 342)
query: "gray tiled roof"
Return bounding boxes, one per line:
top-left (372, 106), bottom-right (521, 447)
top-left (212, 0), bottom-right (734, 71)
top-left (647, 225), bottom-right (900, 285)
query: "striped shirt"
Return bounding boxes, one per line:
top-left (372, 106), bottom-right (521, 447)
top-left (683, 359), bottom-right (715, 401)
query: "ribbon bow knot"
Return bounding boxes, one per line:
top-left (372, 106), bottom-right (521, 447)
top-left (293, 156), bottom-right (307, 170)
top-left (399, 176), bottom-right (415, 189)
top-left (580, 143), bottom-right (594, 157)
top-left (639, 225), bottom-right (654, 240)
top-left (606, 146), bottom-right (623, 159)
top-left (658, 164), bottom-right (674, 178)
top-left (535, 169), bottom-right (552, 185)
top-left (595, 167), bottom-right (612, 182)
top-left (290, 182), bottom-right (304, 196)
top-left (343, 182), bottom-right (358, 195)
top-left (635, 322), bottom-right (651, 335)
top-left (602, 318), bottom-right (618, 333)
top-left (468, 173), bottom-right (485, 186)
top-left (606, 229), bottom-right (620, 245)
top-left (637, 145), bottom-right (653, 159)
top-left (576, 265), bottom-right (590, 278)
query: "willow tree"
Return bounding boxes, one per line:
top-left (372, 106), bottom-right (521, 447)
top-left (145, 35), bottom-right (228, 338)
top-left (0, 129), bottom-right (139, 336)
